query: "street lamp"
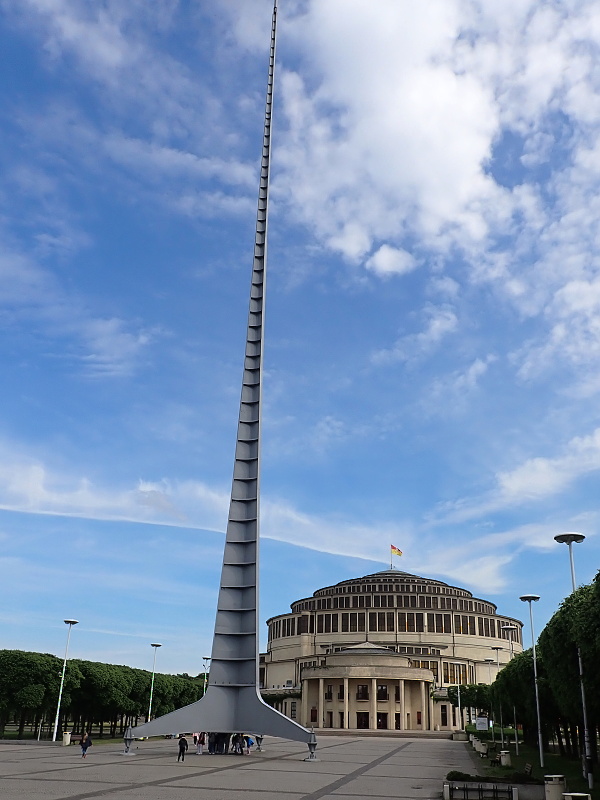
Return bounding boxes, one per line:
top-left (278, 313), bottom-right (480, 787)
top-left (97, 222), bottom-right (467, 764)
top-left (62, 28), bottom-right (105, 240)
top-left (501, 625), bottom-right (517, 660)
top-left (520, 594), bottom-right (544, 769)
top-left (501, 624), bottom-right (519, 756)
top-left (202, 656), bottom-right (211, 695)
top-left (554, 532), bottom-right (593, 790)
top-left (52, 619), bottom-right (79, 742)
top-left (484, 658), bottom-right (495, 743)
top-left (492, 646), bottom-right (504, 748)
top-left (148, 643), bottom-right (162, 722)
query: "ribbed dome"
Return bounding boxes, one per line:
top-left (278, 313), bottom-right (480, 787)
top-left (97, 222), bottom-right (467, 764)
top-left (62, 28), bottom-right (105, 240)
top-left (312, 568), bottom-right (457, 598)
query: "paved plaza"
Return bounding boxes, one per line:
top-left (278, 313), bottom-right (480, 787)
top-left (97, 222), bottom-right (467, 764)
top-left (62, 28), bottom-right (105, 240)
top-left (0, 734), bottom-right (476, 800)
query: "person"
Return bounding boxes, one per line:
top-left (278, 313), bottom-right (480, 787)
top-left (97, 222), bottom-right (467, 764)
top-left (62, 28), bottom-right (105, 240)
top-left (215, 732), bottom-right (229, 754)
top-left (207, 732), bottom-right (216, 754)
top-left (80, 731), bottom-right (92, 759)
top-left (177, 734), bottom-right (188, 762)
top-left (243, 734), bottom-right (254, 755)
top-left (196, 732), bottom-right (205, 755)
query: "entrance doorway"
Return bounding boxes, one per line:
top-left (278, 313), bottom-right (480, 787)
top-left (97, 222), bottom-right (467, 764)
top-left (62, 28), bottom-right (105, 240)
top-left (441, 705), bottom-right (448, 727)
top-left (377, 712), bottom-right (388, 730)
top-left (356, 712), bottom-right (370, 729)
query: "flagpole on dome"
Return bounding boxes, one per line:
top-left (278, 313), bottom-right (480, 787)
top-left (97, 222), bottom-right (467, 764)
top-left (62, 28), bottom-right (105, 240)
top-left (390, 544), bottom-right (403, 569)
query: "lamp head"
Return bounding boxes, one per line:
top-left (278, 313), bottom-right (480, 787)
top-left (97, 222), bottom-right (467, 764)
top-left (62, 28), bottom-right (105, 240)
top-left (491, 646), bottom-right (502, 651)
top-left (501, 624), bottom-right (517, 631)
top-left (484, 658), bottom-right (494, 663)
top-left (150, 643), bottom-right (162, 648)
top-left (519, 594), bottom-right (540, 603)
top-left (554, 532), bottom-right (585, 545)
top-left (64, 619), bottom-right (79, 625)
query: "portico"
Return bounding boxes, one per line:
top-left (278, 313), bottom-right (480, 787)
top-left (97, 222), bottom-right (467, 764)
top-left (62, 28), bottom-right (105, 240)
top-left (300, 642), bottom-right (435, 732)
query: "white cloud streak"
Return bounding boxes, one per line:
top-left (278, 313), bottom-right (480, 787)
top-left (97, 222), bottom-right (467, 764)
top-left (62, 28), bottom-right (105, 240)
top-left (372, 305), bottom-right (458, 364)
top-left (0, 246), bottom-right (154, 378)
top-left (433, 427), bottom-right (600, 525)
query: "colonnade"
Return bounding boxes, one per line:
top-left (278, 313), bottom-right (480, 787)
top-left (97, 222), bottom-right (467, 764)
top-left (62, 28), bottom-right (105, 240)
top-left (301, 676), bottom-right (434, 731)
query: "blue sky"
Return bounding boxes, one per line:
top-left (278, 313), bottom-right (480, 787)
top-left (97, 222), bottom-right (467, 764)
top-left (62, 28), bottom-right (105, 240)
top-left (1, 0), bottom-right (599, 675)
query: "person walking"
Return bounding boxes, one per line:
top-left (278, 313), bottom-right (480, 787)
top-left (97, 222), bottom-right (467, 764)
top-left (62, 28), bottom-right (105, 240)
top-left (80, 732), bottom-right (92, 759)
top-left (177, 734), bottom-right (188, 762)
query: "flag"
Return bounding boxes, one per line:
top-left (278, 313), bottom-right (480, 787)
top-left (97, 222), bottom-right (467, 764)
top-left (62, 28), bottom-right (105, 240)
top-left (391, 544), bottom-right (403, 557)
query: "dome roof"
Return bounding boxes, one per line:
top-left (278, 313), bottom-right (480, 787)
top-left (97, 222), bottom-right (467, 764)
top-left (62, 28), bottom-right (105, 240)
top-left (312, 568), bottom-right (462, 598)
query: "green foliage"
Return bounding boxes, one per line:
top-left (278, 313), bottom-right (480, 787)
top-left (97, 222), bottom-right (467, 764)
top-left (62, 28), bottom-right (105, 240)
top-left (538, 585), bottom-right (590, 722)
top-left (447, 683), bottom-right (490, 713)
top-left (0, 649), bottom-right (204, 738)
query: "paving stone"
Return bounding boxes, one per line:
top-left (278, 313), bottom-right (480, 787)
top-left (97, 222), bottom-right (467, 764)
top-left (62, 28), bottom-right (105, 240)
top-left (0, 734), bottom-right (477, 800)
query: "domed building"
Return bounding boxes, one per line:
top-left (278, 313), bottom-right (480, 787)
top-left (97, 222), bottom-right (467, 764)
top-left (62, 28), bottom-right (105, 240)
top-left (259, 569), bottom-right (523, 732)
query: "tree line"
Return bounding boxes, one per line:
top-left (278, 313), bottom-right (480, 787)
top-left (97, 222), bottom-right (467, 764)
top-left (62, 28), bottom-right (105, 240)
top-left (0, 650), bottom-right (205, 739)
top-left (448, 570), bottom-right (600, 765)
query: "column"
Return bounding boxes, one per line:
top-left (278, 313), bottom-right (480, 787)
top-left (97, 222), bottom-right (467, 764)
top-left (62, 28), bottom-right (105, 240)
top-left (428, 682), bottom-right (435, 731)
top-left (420, 681), bottom-right (426, 729)
top-left (343, 677), bottom-right (349, 730)
top-left (318, 678), bottom-right (324, 729)
top-left (301, 679), bottom-right (309, 727)
top-left (399, 679), bottom-right (405, 730)
top-left (371, 678), bottom-right (377, 730)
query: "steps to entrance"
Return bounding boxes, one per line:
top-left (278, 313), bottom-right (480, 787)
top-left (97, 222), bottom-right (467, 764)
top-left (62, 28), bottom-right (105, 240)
top-left (315, 728), bottom-right (453, 739)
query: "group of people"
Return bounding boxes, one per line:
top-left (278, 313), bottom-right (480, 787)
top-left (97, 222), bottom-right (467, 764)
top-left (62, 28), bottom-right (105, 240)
top-left (177, 732), bottom-right (254, 761)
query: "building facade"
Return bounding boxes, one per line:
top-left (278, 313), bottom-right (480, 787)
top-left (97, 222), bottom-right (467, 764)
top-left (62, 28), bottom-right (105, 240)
top-left (260, 569), bottom-right (523, 732)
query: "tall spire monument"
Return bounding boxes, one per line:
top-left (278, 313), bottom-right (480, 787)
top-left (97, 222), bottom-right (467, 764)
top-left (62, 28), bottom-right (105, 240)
top-left (129, 1), bottom-right (316, 757)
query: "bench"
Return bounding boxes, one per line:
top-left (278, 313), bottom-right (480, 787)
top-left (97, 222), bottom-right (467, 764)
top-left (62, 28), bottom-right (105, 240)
top-left (524, 764), bottom-right (532, 777)
top-left (444, 782), bottom-right (515, 799)
top-left (489, 755), bottom-right (501, 767)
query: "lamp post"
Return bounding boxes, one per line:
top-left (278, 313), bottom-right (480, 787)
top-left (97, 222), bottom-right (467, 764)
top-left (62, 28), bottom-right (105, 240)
top-left (520, 594), bottom-right (544, 769)
top-left (501, 624), bottom-right (519, 756)
top-left (554, 532), bottom-right (593, 790)
top-left (202, 656), bottom-right (211, 695)
top-left (148, 643), bottom-right (162, 722)
top-left (492, 646), bottom-right (504, 748)
top-left (52, 619), bottom-right (78, 742)
top-left (485, 658), bottom-right (495, 743)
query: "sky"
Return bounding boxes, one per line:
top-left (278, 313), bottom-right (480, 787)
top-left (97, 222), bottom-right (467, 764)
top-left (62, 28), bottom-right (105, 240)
top-left (1, 0), bottom-right (599, 676)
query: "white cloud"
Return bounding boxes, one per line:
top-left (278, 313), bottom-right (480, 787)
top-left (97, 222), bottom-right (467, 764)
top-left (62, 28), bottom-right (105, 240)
top-left (497, 428), bottom-right (600, 503)
top-left (428, 276), bottom-right (460, 299)
top-left (432, 427), bottom-right (600, 525)
top-left (0, 245), bottom-right (154, 378)
top-left (0, 440), bottom-right (410, 564)
top-left (273, 0), bottom-right (506, 263)
top-left (6, 0), bottom-right (201, 130)
top-left (365, 245), bottom-right (417, 277)
top-left (4, 426), bottom-right (592, 596)
top-left (428, 355), bottom-right (497, 412)
top-left (372, 305), bottom-right (458, 364)
top-left (102, 134), bottom-right (256, 188)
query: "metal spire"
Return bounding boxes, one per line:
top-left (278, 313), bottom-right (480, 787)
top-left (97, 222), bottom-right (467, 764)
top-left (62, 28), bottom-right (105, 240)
top-left (129, 0), bottom-right (316, 757)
